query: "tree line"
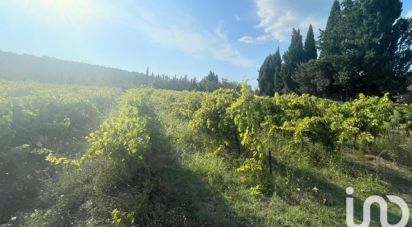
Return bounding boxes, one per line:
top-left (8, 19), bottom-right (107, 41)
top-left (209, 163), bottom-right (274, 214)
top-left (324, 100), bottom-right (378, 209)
top-left (142, 71), bottom-right (239, 92)
top-left (258, 0), bottom-right (412, 101)
top-left (0, 51), bottom-right (238, 92)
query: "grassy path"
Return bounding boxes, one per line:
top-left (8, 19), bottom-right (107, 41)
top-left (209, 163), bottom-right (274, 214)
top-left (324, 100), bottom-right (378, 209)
top-left (138, 150), bottom-right (249, 226)
top-left (134, 110), bottom-right (250, 226)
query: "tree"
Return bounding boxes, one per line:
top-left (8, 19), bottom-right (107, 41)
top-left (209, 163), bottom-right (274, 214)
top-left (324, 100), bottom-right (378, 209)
top-left (258, 55), bottom-right (275, 96)
top-left (258, 48), bottom-right (282, 96)
top-left (390, 17), bottom-right (412, 93)
top-left (340, 0), bottom-right (403, 96)
top-left (281, 29), bottom-right (304, 92)
top-left (260, 0), bottom-right (411, 99)
top-left (319, 0), bottom-right (342, 57)
top-left (316, 0), bottom-right (410, 98)
top-left (293, 59), bottom-right (336, 97)
top-left (272, 48), bottom-right (283, 93)
top-left (304, 24), bottom-right (317, 61)
top-left (198, 71), bottom-right (220, 91)
top-left (358, 0), bottom-right (402, 95)
top-left (221, 78), bottom-right (239, 90)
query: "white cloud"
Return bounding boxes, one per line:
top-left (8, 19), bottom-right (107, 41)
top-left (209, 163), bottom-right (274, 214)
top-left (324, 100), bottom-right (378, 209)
top-left (115, 5), bottom-right (254, 67)
top-left (215, 21), bottom-right (228, 40)
top-left (243, 0), bottom-right (333, 43)
top-left (212, 46), bottom-right (253, 67)
top-left (112, 6), bottom-right (209, 57)
top-left (239, 35), bottom-right (272, 44)
top-left (406, 10), bottom-right (412, 18)
top-left (234, 15), bottom-right (241, 21)
top-left (137, 23), bottom-right (209, 56)
top-left (212, 22), bottom-right (255, 67)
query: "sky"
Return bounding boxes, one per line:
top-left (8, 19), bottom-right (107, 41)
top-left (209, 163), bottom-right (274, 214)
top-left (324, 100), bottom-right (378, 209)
top-left (0, 0), bottom-right (411, 85)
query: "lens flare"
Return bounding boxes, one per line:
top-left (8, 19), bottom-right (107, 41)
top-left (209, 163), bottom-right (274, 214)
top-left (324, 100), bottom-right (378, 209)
top-left (24, 0), bottom-right (96, 26)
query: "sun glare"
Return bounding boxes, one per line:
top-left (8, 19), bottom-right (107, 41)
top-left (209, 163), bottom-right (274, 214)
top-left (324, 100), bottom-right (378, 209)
top-left (24, 0), bottom-right (96, 25)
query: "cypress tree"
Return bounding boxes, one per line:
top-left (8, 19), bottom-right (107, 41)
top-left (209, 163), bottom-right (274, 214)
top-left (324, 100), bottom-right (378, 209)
top-left (391, 17), bottom-right (412, 92)
top-left (356, 0), bottom-right (402, 94)
top-left (319, 0), bottom-right (342, 57)
top-left (258, 55), bottom-right (275, 96)
top-left (281, 28), bottom-right (304, 92)
top-left (199, 71), bottom-right (220, 91)
top-left (272, 48), bottom-right (283, 93)
top-left (304, 24), bottom-right (317, 61)
top-left (258, 47), bottom-right (283, 96)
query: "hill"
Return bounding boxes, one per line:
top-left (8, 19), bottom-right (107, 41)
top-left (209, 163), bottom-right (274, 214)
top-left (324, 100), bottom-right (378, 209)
top-left (0, 51), bottom-right (239, 91)
top-left (0, 50), bottom-right (145, 88)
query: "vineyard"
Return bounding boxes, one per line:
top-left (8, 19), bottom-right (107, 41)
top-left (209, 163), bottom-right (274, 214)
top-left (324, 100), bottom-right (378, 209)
top-left (1, 80), bottom-right (411, 226)
top-left (0, 80), bottom-right (121, 224)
